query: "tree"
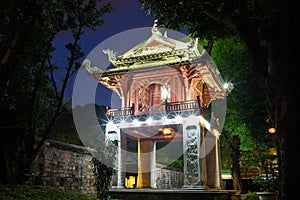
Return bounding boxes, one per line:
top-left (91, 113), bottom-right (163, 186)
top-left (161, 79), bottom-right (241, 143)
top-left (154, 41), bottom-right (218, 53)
top-left (210, 36), bottom-right (268, 192)
top-left (0, 0), bottom-right (112, 184)
top-left (140, 1), bottom-right (300, 199)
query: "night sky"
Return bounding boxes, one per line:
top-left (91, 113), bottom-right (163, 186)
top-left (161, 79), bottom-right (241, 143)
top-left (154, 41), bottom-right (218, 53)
top-left (53, 0), bottom-right (156, 107)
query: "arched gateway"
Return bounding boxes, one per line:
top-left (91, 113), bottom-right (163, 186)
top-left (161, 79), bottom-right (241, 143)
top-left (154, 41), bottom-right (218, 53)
top-left (84, 22), bottom-right (228, 190)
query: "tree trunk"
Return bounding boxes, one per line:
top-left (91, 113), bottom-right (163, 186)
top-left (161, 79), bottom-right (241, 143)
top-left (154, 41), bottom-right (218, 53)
top-left (0, 128), bottom-right (34, 184)
top-left (266, 3), bottom-right (300, 199)
top-left (222, 130), bottom-right (243, 192)
top-left (231, 135), bottom-right (243, 192)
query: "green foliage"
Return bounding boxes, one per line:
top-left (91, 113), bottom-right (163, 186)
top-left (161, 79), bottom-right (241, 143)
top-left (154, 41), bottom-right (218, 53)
top-left (210, 36), bottom-right (271, 177)
top-left (168, 156), bottom-right (183, 169)
top-left (242, 191), bottom-right (259, 200)
top-left (140, 0), bottom-right (233, 40)
top-left (253, 176), bottom-right (279, 192)
top-left (91, 138), bottom-right (118, 200)
top-left (140, 0), bottom-right (281, 44)
top-left (211, 36), bottom-right (268, 148)
top-left (0, 184), bottom-right (97, 200)
top-left (0, 0), bottom-right (112, 184)
top-left (243, 146), bottom-right (278, 192)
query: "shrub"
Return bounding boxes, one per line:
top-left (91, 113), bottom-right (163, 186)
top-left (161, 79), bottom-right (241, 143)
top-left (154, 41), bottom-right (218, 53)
top-left (0, 184), bottom-right (97, 200)
top-left (242, 191), bottom-right (259, 200)
top-left (91, 139), bottom-right (118, 200)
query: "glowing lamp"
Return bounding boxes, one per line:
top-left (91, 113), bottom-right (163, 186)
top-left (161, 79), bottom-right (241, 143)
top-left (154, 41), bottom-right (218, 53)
top-left (125, 176), bottom-right (136, 188)
top-left (161, 127), bottom-right (172, 135)
top-left (268, 127), bottom-right (276, 134)
top-left (223, 82), bottom-right (234, 92)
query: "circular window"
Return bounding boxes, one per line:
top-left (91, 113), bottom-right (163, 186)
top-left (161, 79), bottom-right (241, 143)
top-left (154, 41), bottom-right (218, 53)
top-left (142, 83), bottom-right (164, 107)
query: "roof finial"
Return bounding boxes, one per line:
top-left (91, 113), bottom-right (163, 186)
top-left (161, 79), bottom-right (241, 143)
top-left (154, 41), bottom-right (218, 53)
top-left (164, 31), bottom-right (168, 37)
top-left (192, 38), bottom-right (199, 49)
top-left (151, 19), bottom-right (162, 35)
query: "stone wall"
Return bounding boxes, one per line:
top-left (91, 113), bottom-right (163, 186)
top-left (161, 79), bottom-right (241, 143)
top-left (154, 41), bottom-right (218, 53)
top-left (31, 140), bottom-right (96, 196)
top-left (155, 163), bottom-right (183, 189)
top-left (31, 140), bottom-right (183, 196)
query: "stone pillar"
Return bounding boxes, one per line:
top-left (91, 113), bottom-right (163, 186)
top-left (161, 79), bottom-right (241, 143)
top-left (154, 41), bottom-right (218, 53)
top-left (182, 116), bottom-right (207, 189)
top-left (137, 139), bottom-right (156, 188)
top-left (116, 131), bottom-right (126, 188)
top-left (151, 141), bottom-right (156, 188)
top-left (105, 125), bottom-right (123, 188)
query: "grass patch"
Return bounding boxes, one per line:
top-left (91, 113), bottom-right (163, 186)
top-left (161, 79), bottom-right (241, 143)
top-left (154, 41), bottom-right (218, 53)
top-left (0, 184), bottom-right (98, 200)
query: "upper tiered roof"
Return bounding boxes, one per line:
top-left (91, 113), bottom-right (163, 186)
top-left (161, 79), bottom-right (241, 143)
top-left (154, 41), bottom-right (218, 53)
top-left (83, 20), bottom-right (228, 100)
top-left (104, 20), bottom-right (203, 69)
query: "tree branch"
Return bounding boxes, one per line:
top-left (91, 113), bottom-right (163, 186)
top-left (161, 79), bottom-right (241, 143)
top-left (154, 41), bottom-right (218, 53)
top-left (32, 25), bottom-right (83, 160)
top-left (202, 6), bottom-right (237, 29)
top-left (48, 58), bottom-right (59, 100)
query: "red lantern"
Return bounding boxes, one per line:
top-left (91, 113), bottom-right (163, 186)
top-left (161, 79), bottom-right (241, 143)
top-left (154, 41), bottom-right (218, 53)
top-left (266, 118), bottom-right (276, 135)
top-left (266, 118), bottom-right (274, 125)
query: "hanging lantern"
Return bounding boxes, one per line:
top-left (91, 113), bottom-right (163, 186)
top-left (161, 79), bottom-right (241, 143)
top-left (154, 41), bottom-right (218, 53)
top-left (159, 127), bottom-right (173, 135)
top-left (268, 127), bottom-right (276, 134)
top-left (266, 118), bottom-right (274, 125)
top-left (266, 118), bottom-right (276, 134)
top-left (162, 128), bottom-right (172, 135)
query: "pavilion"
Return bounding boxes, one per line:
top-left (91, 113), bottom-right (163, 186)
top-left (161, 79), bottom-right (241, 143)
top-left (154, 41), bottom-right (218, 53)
top-left (83, 20), bottom-right (228, 190)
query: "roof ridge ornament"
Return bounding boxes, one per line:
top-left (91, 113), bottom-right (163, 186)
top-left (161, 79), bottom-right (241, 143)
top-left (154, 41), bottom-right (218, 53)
top-left (103, 49), bottom-right (118, 63)
top-left (81, 59), bottom-right (102, 74)
top-left (151, 19), bottom-right (162, 35)
top-left (164, 31), bottom-right (168, 37)
top-left (192, 38), bottom-right (199, 49)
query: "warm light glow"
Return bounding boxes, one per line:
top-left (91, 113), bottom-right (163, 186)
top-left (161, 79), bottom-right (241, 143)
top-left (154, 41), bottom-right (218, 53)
top-left (270, 147), bottom-right (277, 155)
top-left (125, 176), bottom-right (136, 188)
top-left (160, 127), bottom-right (172, 135)
top-left (199, 116), bottom-right (211, 130)
top-left (268, 127), bottom-right (276, 134)
top-left (200, 120), bottom-right (205, 127)
top-left (212, 128), bottom-right (221, 137)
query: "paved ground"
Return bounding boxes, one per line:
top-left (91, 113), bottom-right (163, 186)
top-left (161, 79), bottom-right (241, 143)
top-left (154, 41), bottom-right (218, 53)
top-left (109, 188), bottom-right (237, 200)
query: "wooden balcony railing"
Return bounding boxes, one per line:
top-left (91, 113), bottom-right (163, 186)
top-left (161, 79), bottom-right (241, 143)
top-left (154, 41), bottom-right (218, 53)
top-left (106, 97), bottom-right (208, 118)
top-left (165, 100), bottom-right (199, 112)
top-left (106, 106), bottom-right (134, 117)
